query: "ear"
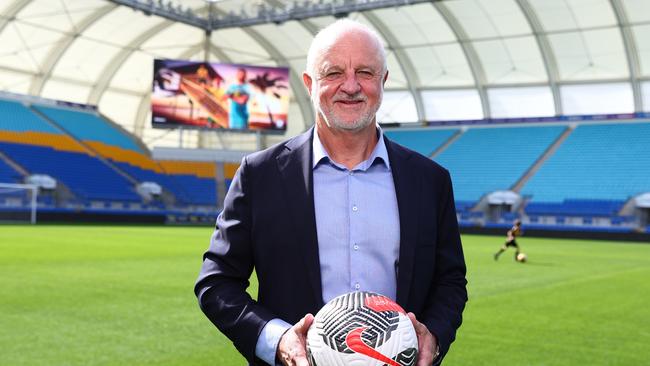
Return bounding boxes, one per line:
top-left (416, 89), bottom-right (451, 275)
top-left (303, 72), bottom-right (313, 97)
top-left (382, 70), bottom-right (389, 86)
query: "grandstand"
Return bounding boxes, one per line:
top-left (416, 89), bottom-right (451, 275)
top-left (2, 94), bottom-right (650, 235)
top-left (4, 83), bottom-right (648, 236)
top-left (0, 94), bottom-right (221, 223)
top-left (385, 120), bottom-right (650, 235)
top-left (0, 0), bottom-right (649, 235)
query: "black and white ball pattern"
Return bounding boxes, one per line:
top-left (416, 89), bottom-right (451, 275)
top-left (307, 291), bottom-right (418, 366)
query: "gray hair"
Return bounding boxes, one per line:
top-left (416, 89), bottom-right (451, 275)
top-left (305, 19), bottom-right (387, 77)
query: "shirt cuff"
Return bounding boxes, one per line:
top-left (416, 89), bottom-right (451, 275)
top-left (255, 318), bottom-right (292, 365)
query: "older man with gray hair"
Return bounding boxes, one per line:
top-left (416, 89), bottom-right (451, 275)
top-left (195, 19), bottom-right (467, 366)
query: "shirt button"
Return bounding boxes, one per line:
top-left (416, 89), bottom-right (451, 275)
top-left (352, 205), bottom-right (358, 212)
top-left (349, 171), bottom-right (354, 176)
top-left (355, 283), bottom-right (360, 290)
top-left (353, 244), bottom-right (359, 250)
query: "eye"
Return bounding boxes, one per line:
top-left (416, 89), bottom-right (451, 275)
top-left (324, 71), bottom-right (342, 80)
top-left (357, 70), bottom-right (374, 78)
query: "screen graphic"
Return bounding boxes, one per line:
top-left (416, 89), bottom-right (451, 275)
top-left (152, 59), bottom-right (290, 132)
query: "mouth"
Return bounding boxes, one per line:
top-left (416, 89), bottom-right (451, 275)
top-left (335, 99), bottom-right (365, 107)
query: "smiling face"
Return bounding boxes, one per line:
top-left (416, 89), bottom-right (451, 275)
top-left (304, 28), bottom-right (387, 132)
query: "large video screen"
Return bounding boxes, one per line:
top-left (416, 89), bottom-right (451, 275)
top-left (152, 59), bottom-right (290, 132)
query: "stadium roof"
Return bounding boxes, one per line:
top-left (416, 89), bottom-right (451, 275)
top-left (1, 0), bottom-right (650, 149)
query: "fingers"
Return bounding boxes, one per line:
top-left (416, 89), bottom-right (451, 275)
top-left (408, 313), bottom-right (436, 366)
top-left (296, 313), bottom-right (314, 335)
top-left (407, 312), bottom-right (428, 336)
top-left (278, 314), bottom-right (314, 366)
top-left (296, 357), bottom-right (310, 366)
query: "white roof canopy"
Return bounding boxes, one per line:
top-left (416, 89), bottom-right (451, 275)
top-left (1, 0), bottom-right (649, 150)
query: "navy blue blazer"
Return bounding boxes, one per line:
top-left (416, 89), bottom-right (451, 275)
top-left (195, 128), bottom-right (467, 365)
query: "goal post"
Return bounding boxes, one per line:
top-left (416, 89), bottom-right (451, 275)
top-left (0, 183), bottom-right (38, 224)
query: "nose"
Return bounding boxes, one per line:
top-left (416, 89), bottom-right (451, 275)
top-left (340, 71), bottom-right (361, 95)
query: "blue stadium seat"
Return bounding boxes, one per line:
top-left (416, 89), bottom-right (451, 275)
top-left (0, 158), bottom-right (21, 183)
top-left (502, 212), bottom-right (519, 221)
top-left (116, 162), bottom-right (217, 206)
top-left (0, 100), bottom-right (61, 134)
top-left (521, 123), bottom-right (650, 203)
top-left (33, 105), bottom-right (143, 152)
top-left (384, 128), bottom-right (458, 157)
top-left (523, 223), bottom-right (634, 233)
top-left (0, 142), bottom-right (140, 202)
top-left (165, 174), bottom-right (217, 206)
top-left (435, 125), bottom-right (566, 203)
top-left (525, 199), bottom-right (624, 217)
top-left (455, 200), bottom-right (476, 213)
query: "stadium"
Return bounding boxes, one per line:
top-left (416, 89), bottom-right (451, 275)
top-left (0, 0), bottom-right (649, 365)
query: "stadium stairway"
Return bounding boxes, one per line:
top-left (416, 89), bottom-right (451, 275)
top-left (0, 140), bottom-right (81, 208)
top-left (29, 106), bottom-right (141, 188)
top-left (431, 129), bottom-right (464, 158)
top-left (0, 149), bottom-right (27, 183)
top-left (510, 124), bottom-right (575, 192)
top-left (520, 122), bottom-right (650, 218)
top-left (32, 104), bottom-right (218, 208)
top-left (435, 125), bottom-right (567, 210)
top-left (0, 99), bottom-right (142, 204)
top-left (32, 105), bottom-right (146, 153)
top-left (0, 142), bottom-right (141, 203)
top-left (31, 105), bottom-right (177, 205)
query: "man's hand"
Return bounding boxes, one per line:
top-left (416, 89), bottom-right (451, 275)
top-left (408, 312), bottom-right (439, 366)
top-left (277, 314), bottom-right (314, 366)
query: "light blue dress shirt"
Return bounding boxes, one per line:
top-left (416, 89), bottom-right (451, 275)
top-left (255, 128), bottom-right (401, 365)
top-left (312, 128), bottom-right (400, 303)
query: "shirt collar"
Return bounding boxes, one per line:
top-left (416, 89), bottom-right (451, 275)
top-left (312, 126), bottom-right (391, 171)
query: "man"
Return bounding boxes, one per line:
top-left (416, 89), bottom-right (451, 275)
top-left (225, 68), bottom-right (252, 129)
top-left (195, 20), bottom-right (467, 366)
top-left (494, 219), bottom-right (523, 261)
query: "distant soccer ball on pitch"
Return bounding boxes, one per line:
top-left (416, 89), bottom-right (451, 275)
top-left (516, 253), bottom-right (527, 262)
top-left (307, 291), bottom-right (418, 366)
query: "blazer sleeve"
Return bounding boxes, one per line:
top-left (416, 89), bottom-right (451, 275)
top-left (194, 156), bottom-right (275, 364)
top-left (422, 169), bottom-right (468, 365)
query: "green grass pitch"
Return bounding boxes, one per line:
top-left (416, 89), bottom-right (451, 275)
top-left (1, 225), bottom-right (649, 365)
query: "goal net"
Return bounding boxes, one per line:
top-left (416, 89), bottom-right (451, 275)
top-left (0, 183), bottom-right (38, 224)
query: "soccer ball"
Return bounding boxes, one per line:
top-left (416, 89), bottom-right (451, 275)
top-left (516, 253), bottom-right (527, 262)
top-left (307, 291), bottom-right (418, 366)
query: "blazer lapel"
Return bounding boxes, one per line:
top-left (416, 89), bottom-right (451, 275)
top-left (386, 137), bottom-right (420, 307)
top-left (276, 128), bottom-right (323, 307)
